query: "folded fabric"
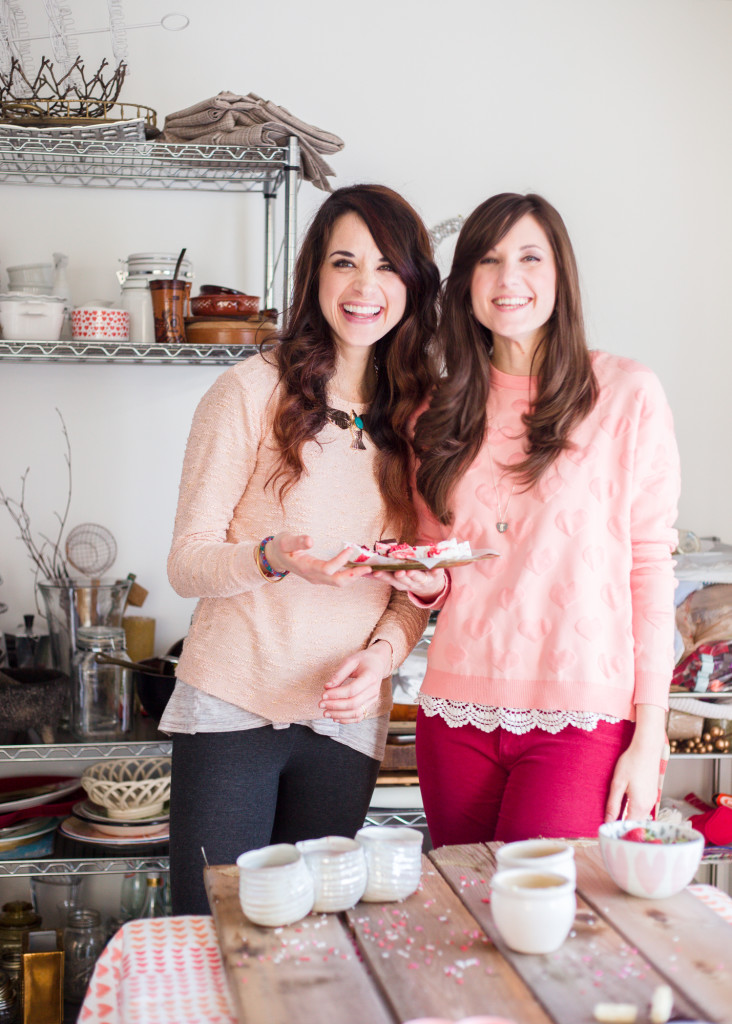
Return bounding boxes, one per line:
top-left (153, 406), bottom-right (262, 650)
top-left (689, 804), bottom-right (732, 846)
top-left (159, 91), bottom-right (344, 191)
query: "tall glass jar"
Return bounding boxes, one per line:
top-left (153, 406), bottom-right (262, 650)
top-left (62, 907), bottom-right (105, 1003)
top-left (71, 626), bottom-right (133, 740)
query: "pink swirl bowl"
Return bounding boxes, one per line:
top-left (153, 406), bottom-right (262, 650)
top-left (598, 819), bottom-right (704, 898)
top-left (71, 306), bottom-right (130, 341)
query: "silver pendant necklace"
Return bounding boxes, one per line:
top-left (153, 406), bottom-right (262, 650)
top-left (487, 444), bottom-right (515, 533)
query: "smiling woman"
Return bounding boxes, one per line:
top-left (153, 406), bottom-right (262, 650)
top-left (163, 184), bottom-right (440, 915)
top-left (395, 192), bottom-right (681, 850)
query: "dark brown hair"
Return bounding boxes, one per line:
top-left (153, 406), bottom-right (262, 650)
top-left (414, 192), bottom-right (598, 525)
top-left (265, 184), bottom-right (440, 538)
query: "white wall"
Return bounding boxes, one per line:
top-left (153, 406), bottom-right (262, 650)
top-left (1, 0), bottom-right (731, 654)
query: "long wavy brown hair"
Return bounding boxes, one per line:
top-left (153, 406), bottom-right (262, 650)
top-left (414, 192), bottom-right (598, 525)
top-left (264, 184), bottom-right (440, 539)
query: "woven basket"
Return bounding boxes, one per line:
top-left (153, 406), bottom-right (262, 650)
top-left (81, 757), bottom-right (171, 820)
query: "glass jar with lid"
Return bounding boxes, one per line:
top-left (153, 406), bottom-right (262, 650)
top-left (62, 907), bottom-right (105, 1003)
top-left (71, 626), bottom-right (133, 740)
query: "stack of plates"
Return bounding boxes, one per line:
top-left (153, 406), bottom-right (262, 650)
top-left (60, 800), bottom-right (169, 846)
top-left (0, 817), bottom-right (59, 859)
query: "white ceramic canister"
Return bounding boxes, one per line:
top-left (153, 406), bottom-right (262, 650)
top-left (296, 836), bottom-right (368, 912)
top-left (495, 839), bottom-right (576, 886)
top-left (236, 843), bottom-right (314, 927)
top-left (119, 277), bottom-right (155, 344)
top-left (0, 293), bottom-right (65, 341)
top-left (356, 825), bottom-right (423, 902)
top-left (489, 867), bottom-right (576, 954)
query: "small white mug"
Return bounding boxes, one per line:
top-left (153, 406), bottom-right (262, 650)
top-left (490, 868), bottom-right (576, 954)
top-left (356, 825), bottom-right (423, 902)
top-left (237, 843), bottom-right (314, 927)
top-left (296, 836), bottom-right (367, 912)
top-left (495, 838), bottom-right (576, 886)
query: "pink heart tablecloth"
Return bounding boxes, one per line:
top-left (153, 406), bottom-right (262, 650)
top-left (79, 916), bottom-right (237, 1024)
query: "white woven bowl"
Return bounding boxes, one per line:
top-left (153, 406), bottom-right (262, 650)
top-left (80, 757), bottom-right (171, 820)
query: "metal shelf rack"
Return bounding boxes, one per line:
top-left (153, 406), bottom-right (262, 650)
top-left (0, 132), bottom-right (300, 322)
top-left (0, 338), bottom-right (261, 364)
top-left (0, 856), bottom-right (169, 880)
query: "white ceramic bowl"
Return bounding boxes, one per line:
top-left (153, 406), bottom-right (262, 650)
top-left (7, 262), bottom-right (54, 291)
top-left (237, 844), bottom-right (314, 927)
top-left (0, 293), bottom-right (65, 340)
top-left (71, 306), bottom-right (129, 341)
top-left (356, 825), bottom-right (423, 902)
top-left (490, 867), bottom-right (576, 954)
top-left (296, 836), bottom-right (368, 912)
top-left (495, 838), bottom-right (576, 886)
top-left (598, 819), bottom-right (704, 899)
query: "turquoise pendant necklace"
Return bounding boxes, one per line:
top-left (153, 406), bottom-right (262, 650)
top-left (326, 407), bottom-right (368, 450)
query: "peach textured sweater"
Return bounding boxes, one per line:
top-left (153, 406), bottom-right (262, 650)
top-left (168, 353), bottom-right (428, 723)
top-left (417, 352), bottom-right (680, 720)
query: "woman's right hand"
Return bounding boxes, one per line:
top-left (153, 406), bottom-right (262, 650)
top-left (265, 533), bottom-right (373, 587)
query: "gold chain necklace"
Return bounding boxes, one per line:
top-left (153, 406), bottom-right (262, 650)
top-left (486, 444), bottom-right (515, 533)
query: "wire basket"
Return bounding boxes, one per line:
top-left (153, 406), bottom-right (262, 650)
top-left (0, 99), bottom-right (156, 138)
top-left (81, 757), bottom-right (171, 819)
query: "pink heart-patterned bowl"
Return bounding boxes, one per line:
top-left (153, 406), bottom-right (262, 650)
top-left (598, 819), bottom-right (704, 899)
top-left (71, 306), bottom-right (130, 341)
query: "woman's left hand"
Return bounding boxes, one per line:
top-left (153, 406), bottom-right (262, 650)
top-left (371, 567), bottom-right (446, 601)
top-left (604, 704), bottom-right (667, 822)
top-left (319, 642), bottom-right (392, 725)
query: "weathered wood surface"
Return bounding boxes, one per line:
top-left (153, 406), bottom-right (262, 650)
top-left (431, 843), bottom-right (702, 1024)
top-left (205, 865), bottom-right (394, 1024)
top-left (575, 843), bottom-right (732, 1024)
top-left (207, 844), bottom-right (732, 1024)
top-left (345, 853), bottom-right (551, 1023)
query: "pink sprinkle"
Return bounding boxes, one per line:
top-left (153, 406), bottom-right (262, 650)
top-left (408, 963), bottom-right (419, 970)
top-left (415, 925), bottom-right (424, 932)
top-left (481, 897), bottom-right (491, 903)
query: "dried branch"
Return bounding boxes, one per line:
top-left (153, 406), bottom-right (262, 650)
top-left (0, 55), bottom-right (127, 117)
top-left (0, 408), bottom-right (72, 584)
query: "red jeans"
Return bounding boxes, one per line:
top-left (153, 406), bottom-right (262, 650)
top-left (416, 708), bottom-right (635, 848)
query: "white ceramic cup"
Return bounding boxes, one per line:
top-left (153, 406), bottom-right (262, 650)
top-left (490, 868), bottom-right (576, 954)
top-left (237, 843), bottom-right (314, 927)
top-left (296, 836), bottom-right (367, 912)
top-left (356, 825), bottom-right (423, 902)
top-left (495, 839), bottom-right (576, 886)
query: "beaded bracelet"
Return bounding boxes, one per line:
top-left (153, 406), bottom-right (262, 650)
top-left (256, 535), bottom-right (289, 581)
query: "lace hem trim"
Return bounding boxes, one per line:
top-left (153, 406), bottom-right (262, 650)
top-left (418, 694), bottom-right (621, 735)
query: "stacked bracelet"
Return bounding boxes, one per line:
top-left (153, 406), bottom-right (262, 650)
top-left (254, 535), bottom-right (289, 581)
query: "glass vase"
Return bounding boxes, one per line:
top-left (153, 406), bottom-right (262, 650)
top-left (37, 579), bottom-right (131, 678)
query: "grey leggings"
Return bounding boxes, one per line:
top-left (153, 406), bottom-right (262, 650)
top-left (169, 725), bottom-right (381, 915)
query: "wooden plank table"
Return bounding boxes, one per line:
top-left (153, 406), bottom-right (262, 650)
top-left (205, 842), bottom-right (732, 1024)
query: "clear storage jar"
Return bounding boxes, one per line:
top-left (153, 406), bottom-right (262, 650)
top-left (62, 907), bottom-right (105, 1003)
top-left (71, 626), bottom-right (133, 740)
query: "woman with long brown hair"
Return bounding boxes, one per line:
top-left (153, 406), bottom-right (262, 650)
top-left (163, 184), bottom-right (439, 913)
top-left (377, 192), bottom-right (680, 847)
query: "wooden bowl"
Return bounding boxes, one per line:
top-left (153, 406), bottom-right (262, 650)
top-left (185, 318), bottom-right (276, 346)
